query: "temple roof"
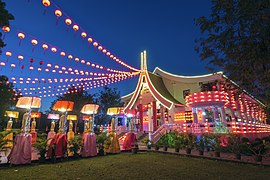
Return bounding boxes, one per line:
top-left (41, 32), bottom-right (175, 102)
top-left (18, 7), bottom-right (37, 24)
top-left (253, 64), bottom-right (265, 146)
top-left (147, 72), bottom-right (182, 105)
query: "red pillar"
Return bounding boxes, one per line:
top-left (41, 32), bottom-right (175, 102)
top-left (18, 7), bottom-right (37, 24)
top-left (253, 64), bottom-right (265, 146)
top-left (139, 104), bottom-right (143, 132)
top-left (152, 101), bottom-right (157, 131)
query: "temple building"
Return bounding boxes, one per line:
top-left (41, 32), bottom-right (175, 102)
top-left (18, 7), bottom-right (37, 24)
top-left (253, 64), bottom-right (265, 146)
top-left (121, 51), bottom-right (268, 136)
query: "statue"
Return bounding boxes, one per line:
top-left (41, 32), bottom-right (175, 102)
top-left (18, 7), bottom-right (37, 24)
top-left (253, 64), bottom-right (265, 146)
top-left (21, 112), bottom-right (28, 133)
top-left (31, 118), bottom-right (36, 132)
top-left (111, 118), bottom-right (116, 132)
top-left (129, 118), bottom-right (134, 133)
top-left (50, 121), bottom-right (55, 132)
top-left (58, 114), bottom-right (65, 133)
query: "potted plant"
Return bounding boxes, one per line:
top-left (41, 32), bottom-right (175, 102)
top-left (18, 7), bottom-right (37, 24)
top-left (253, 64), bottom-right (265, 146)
top-left (227, 134), bottom-right (248, 160)
top-left (208, 134), bottom-right (223, 157)
top-left (184, 134), bottom-right (196, 154)
top-left (96, 132), bottom-right (107, 156)
top-left (142, 139), bottom-right (153, 150)
top-left (154, 141), bottom-right (161, 151)
top-left (160, 135), bottom-right (169, 151)
top-left (174, 135), bottom-right (182, 153)
top-left (132, 142), bottom-right (139, 154)
top-left (247, 138), bottom-right (270, 162)
top-left (195, 134), bottom-right (208, 156)
top-left (33, 133), bottom-right (50, 163)
top-left (67, 135), bottom-right (82, 158)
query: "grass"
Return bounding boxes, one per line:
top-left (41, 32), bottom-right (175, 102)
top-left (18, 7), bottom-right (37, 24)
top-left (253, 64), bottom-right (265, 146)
top-left (0, 152), bottom-right (269, 180)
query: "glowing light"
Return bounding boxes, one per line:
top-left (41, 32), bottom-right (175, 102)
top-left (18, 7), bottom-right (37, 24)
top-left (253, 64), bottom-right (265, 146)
top-left (65, 18), bottom-right (72, 25)
top-left (42, 0), bottom-right (51, 6)
top-left (2, 26), bottom-right (10, 32)
top-left (18, 32), bottom-right (25, 39)
top-left (55, 10), bottom-right (62, 17)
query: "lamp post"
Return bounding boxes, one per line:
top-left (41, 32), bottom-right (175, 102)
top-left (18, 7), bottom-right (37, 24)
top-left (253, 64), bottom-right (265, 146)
top-left (52, 100), bottom-right (74, 134)
top-left (80, 104), bottom-right (99, 157)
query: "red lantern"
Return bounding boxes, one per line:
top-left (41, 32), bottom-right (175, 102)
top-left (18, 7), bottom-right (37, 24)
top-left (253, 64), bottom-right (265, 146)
top-left (30, 58), bottom-right (34, 63)
top-left (39, 61), bottom-right (43, 65)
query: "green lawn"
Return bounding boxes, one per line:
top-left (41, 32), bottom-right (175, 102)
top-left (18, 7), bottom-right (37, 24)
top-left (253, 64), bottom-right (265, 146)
top-left (0, 152), bottom-right (269, 180)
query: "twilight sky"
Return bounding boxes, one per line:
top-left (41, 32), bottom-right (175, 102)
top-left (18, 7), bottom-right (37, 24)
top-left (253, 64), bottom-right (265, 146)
top-left (1, 0), bottom-right (212, 111)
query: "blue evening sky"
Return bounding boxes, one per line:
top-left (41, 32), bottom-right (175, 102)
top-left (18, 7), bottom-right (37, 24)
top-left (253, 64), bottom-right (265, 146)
top-left (1, 0), bottom-right (212, 112)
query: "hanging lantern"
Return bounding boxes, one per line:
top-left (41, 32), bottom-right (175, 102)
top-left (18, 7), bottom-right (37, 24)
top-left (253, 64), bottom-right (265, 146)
top-left (31, 39), bottom-right (38, 52)
top-left (65, 18), bottom-right (72, 25)
top-left (1, 26), bottom-right (10, 40)
top-left (60, 51), bottom-right (66, 56)
top-left (54, 9), bottom-right (62, 24)
top-left (42, 43), bottom-right (48, 53)
top-left (81, 32), bottom-right (87, 38)
top-left (18, 55), bottom-right (24, 65)
top-left (2, 26), bottom-right (10, 32)
top-left (42, 0), bottom-right (50, 6)
top-left (39, 61), bottom-right (43, 65)
top-left (98, 46), bottom-right (103, 50)
top-left (30, 58), bottom-right (34, 63)
top-left (73, 24), bottom-right (79, 31)
top-left (29, 66), bottom-right (34, 71)
top-left (18, 33), bottom-right (25, 45)
top-left (75, 57), bottom-right (79, 62)
top-left (102, 49), bottom-right (107, 53)
top-left (21, 65), bottom-right (25, 72)
top-left (68, 55), bottom-right (73, 59)
top-left (10, 64), bottom-right (16, 72)
top-left (93, 42), bottom-right (98, 47)
top-left (51, 47), bottom-right (57, 52)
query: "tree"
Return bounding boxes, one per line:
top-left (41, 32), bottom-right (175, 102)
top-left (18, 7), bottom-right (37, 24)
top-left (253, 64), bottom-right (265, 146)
top-left (95, 86), bottom-right (123, 125)
top-left (195, 0), bottom-right (270, 106)
top-left (0, 76), bottom-right (21, 130)
top-left (0, 1), bottom-right (14, 54)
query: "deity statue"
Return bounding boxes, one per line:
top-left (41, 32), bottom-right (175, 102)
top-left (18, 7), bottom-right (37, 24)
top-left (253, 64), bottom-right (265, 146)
top-left (6, 118), bottom-right (13, 131)
top-left (111, 118), bottom-right (116, 132)
top-left (31, 118), bottom-right (36, 132)
top-left (129, 118), bottom-right (134, 133)
top-left (50, 121), bottom-right (55, 132)
top-left (58, 114), bottom-right (65, 133)
top-left (21, 112), bottom-right (28, 133)
top-left (68, 121), bottom-right (73, 132)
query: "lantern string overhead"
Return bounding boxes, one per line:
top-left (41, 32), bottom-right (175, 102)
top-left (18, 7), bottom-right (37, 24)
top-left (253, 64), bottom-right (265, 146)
top-left (3, 27), bottom-right (135, 74)
top-left (41, 0), bottom-right (140, 72)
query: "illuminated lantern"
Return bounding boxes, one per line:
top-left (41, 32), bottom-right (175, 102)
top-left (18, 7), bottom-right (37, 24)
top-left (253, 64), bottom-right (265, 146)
top-left (2, 26), bottom-right (10, 32)
top-left (81, 32), bottom-right (87, 38)
top-left (68, 55), bottom-right (73, 59)
top-left (10, 64), bottom-right (15, 72)
top-left (60, 51), bottom-right (66, 56)
top-left (42, 43), bottom-right (48, 53)
top-left (17, 55), bottom-right (24, 65)
top-left (29, 66), bottom-right (34, 71)
top-left (42, 0), bottom-right (50, 6)
top-left (5, 51), bottom-right (12, 62)
top-left (75, 57), bottom-right (79, 62)
top-left (1, 26), bottom-right (10, 40)
top-left (54, 9), bottom-right (62, 24)
top-left (73, 25), bottom-right (79, 31)
top-left (31, 39), bottom-right (38, 52)
top-left (31, 39), bottom-right (38, 45)
top-left (87, 38), bottom-right (93, 43)
top-left (51, 47), bottom-right (57, 53)
top-left (93, 42), bottom-right (98, 47)
top-left (102, 49), bottom-right (107, 53)
top-left (17, 33), bottom-right (25, 45)
top-left (65, 18), bottom-right (72, 25)
top-left (98, 46), bottom-right (103, 50)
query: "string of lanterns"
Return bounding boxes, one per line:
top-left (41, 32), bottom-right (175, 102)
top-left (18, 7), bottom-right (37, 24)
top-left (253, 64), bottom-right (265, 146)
top-left (1, 50), bottom-right (134, 77)
top-left (41, 0), bottom-right (140, 72)
top-left (1, 27), bottom-right (134, 75)
top-left (19, 75), bottom-right (133, 98)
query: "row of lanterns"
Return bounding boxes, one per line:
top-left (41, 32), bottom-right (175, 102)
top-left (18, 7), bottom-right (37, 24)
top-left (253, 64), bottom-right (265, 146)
top-left (41, 0), bottom-right (140, 72)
